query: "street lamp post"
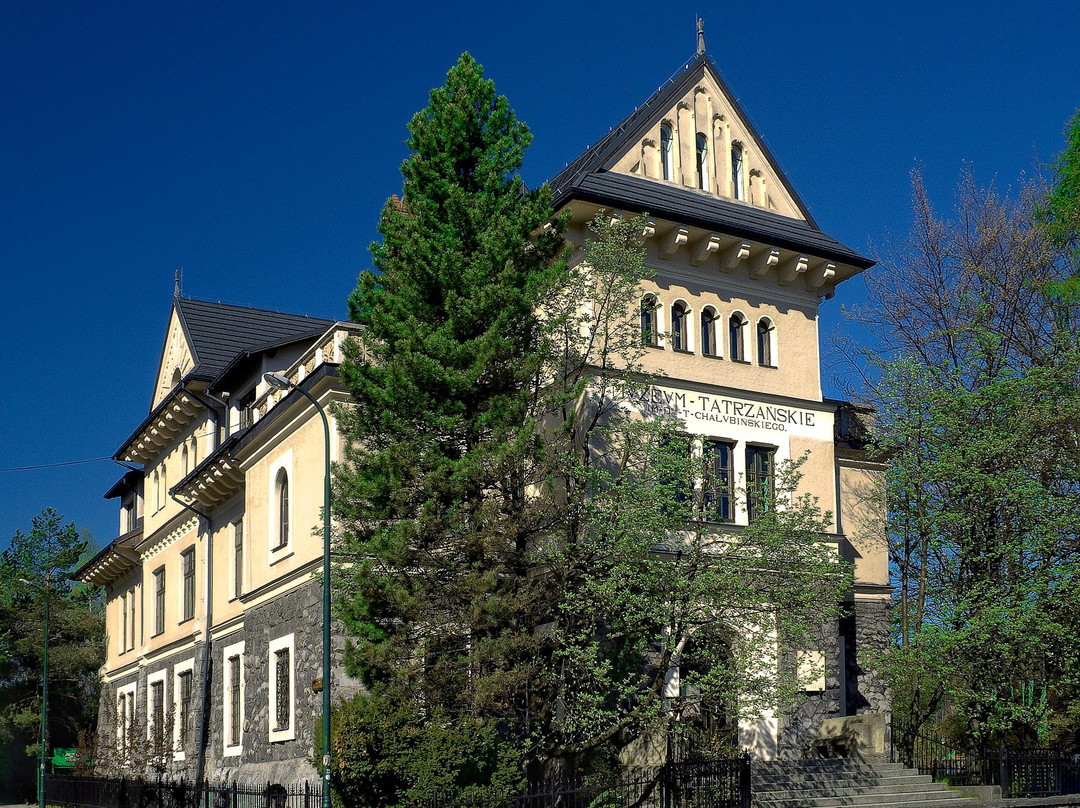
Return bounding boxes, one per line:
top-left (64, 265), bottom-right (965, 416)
top-left (20, 576), bottom-right (48, 808)
top-left (263, 371), bottom-right (332, 808)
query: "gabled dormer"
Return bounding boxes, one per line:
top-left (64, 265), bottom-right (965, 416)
top-left (152, 304), bottom-right (197, 409)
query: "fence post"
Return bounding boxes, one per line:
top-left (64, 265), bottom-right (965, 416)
top-left (999, 744), bottom-right (1008, 798)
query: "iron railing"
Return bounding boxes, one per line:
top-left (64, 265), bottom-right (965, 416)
top-left (890, 717), bottom-right (1080, 797)
top-left (433, 756), bottom-right (751, 808)
top-left (44, 774), bottom-right (322, 808)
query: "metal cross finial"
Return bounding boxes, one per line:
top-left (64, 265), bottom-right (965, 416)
top-left (696, 16), bottom-right (706, 55)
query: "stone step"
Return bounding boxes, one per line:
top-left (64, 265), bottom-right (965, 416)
top-left (753, 772), bottom-right (935, 790)
top-left (754, 786), bottom-right (963, 807)
top-left (753, 780), bottom-right (946, 800)
top-left (755, 799), bottom-right (978, 808)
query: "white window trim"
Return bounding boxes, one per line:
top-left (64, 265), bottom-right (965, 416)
top-left (268, 633), bottom-right (296, 743)
top-left (701, 307), bottom-right (721, 358)
top-left (222, 639), bottom-right (245, 756)
top-left (172, 658), bottom-right (195, 761)
top-left (179, 547), bottom-right (195, 623)
top-left (268, 450), bottom-right (294, 559)
top-left (730, 310), bottom-right (749, 362)
top-left (233, 519), bottom-right (245, 599)
top-left (756, 317), bottom-right (777, 367)
top-left (671, 299), bottom-right (694, 353)
top-left (116, 682), bottom-right (138, 757)
top-left (146, 669), bottom-right (168, 742)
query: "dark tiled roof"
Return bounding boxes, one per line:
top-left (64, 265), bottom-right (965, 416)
top-left (548, 52), bottom-right (872, 269)
top-left (175, 298), bottom-right (336, 381)
top-left (570, 173), bottom-right (873, 269)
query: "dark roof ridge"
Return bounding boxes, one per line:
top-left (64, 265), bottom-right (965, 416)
top-left (175, 294), bottom-right (337, 323)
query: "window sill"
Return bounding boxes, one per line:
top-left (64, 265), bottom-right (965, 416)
top-left (151, 631), bottom-right (163, 639)
top-left (269, 728), bottom-right (295, 744)
top-left (672, 348), bottom-right (694, 355)
top-left (759, 363), bottom-right (778, 370)
top-left (269, 549), bottom-right (294, 566)
top-left (701, 353), bottom-right (722, 360)
top-left (730, 358), bottom-right (751, 365)
top-left (178, 617), bottom-right (194, 627)
top-left (223, 745), bottom-right (242, 758)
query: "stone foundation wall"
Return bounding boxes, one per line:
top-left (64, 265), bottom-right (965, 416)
top-left (843, 597), bottom-right (891, 716)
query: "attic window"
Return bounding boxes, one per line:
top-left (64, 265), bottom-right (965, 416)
top-left (696, 133), bottom-right (709, 191)
top-left (660, 124), bottom-right (674, 181)
top-left (731, 144), bottom-right (745, 201)
top-left (171, 367), bottom-right (182, 388)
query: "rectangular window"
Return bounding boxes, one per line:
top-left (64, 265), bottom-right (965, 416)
top-left (702, 440), bottom-right (735, 522)
top-left (150, 680), bottom-right (164, 747)
top-left (120, 593), bottom-right (127, 654)
top-left (181, 547), bottom-right (195, 622)
top-left (129, 588), bottom-right (136, 650)
top-left (229, 655), bottom-right (242, 746)
top-left (233, 521), bottom-right (243, 599)
top-left (154, 568), bottom-right (165, 635)
top-left (177, 670), bottom-right (192, 748)
top-left (274, 648), bottom-right (291, 731)
top-left (746, 446), bottom-right (775, 521)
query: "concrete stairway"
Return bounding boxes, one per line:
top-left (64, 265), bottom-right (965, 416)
top-left (752, 758), bottom-right (981, 808)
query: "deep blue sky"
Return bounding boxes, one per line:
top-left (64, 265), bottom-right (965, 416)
top-left (2, 1), bottom-right (1078, 551)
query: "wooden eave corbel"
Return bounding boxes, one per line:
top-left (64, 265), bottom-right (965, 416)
top-left (660, 226), bottom-right (688, 257)
top-left (778, 254), bottom-right (809, 285)
top-left (807, 261), bottom-right (837, 290)
top-left (748, 248), bottom-right (780, 279)
top-left (719, 240), bottom-right (751, 271)
top-left (691, 233), bottom-right (722, 267)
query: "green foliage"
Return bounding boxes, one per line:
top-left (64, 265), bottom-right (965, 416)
top-left (334, 52), bottom-right (851, 789)
top-left (322, 693), bottom-right (523, 808)
top-left (0, 508), bottom-right (105, 799)
top-left (847, 147), bottom-right (1080, 748)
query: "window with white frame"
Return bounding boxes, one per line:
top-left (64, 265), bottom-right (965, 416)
top-left (179, 547), bottom-right (195, 622)
top-left (153, 567), bottom-right (165, 636)
top-left (181, 445), bottom-right (189, 477)
top-left (233, 520), bottom-right (244, 599)
top-left (696, 132), bottom-right (709, 191)
top-left (757, 317), bottom-right (776, 367)
top-left (268, 634), bottom-right (295, 742)
top-left (115, 682), bottom-right (137, 757)
top-left (641, 295), bottom-right (659, 347)
top-left (660, 122), bottom-right (674, 181)
top-left (173, 659), bottom-right (195, 759)
top-left (221, 639), bottom-right (245, 755)
top-left (119, 592), bottom-right (127, 654)
top-left (700, 307), bottom-right (718, 357)
top-left (731, 143), bottom-right (745, 201)
top-left (146, 670), bottom-right (167, 751)
top-left (269, 451), bottom-right (293, 556)
top-left (128, 587), bottom-right (136, 650)
top-left (729, 313), bottom-right (747, 362)
top-left (671, 301), bottom-right (690, 352)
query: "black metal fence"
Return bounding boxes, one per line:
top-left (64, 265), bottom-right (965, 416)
top-left (434, 756), bottom-right (751, 808)
top-left (43, 774), bottom-right (323, 808)
top-left (890, 717), bottom-right (1080, 798)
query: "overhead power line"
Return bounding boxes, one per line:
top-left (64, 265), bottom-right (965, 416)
top-left (0, 457), bottom-right (114, 473)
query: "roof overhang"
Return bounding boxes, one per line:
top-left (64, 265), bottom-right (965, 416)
top-left (74, 527), bottom-right (142, 587)
top-left (115, 389), bottom-right (206, 465)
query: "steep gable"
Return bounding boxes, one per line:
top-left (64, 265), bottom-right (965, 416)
top-left (550, 53), bottom-right (814, 222)
top-left (149, 296), bottom-right (336, 410)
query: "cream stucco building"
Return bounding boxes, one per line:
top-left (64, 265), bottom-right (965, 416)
top-left (77, 41), bottom-right (888, 782)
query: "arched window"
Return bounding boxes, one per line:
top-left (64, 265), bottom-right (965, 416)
top-left (190, 437), bottom-right (197, 468)
top-left (660, 123), bottom-right (674, 181)
top-left (696, 133), bottom-right (709, 191)
top-left (729, 313), bottom-right (746, 362)
top-left (153, 471), bottom-right (160, 512)
top-left (700, 308), bottom-right (718, 357)
top-left (641, 295), bottom-right (659, 347)
top-left (757, 318), bottom-right (776, 366)
top-left (731, 143), bottom-right (745, 201)
top-left (671, 302), bottom-right (689, 351)
top-left (171, 367), bottom-right (182, 387)
top-left (181, 445), bottom-right (189, 477)
top-left (161, 466), bottom-right (166, 509)
top-left (275, 469), bottom-right (289, 550)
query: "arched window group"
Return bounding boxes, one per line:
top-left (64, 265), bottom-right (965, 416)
top-left (639, 295), bottom-right (777, 368)
top-left (275, 469), bottom-right (290, 550)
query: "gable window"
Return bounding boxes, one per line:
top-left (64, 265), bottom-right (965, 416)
top-left (181, 445), bottom-right (189, 477)
top-left (233, 521), bottom-right (244, 599)
top-left (129, 588), bottom-right (136, 649)
top-left (702, 440), bottom-right (735, 522)
top-left (700, 308), bottom-right (718, 357)
top-left (152, 471), bottom-right (160, 512)
top-left (757, 318), bottom-right (776, 367)
top-left (671, 302), bottom-right (689, 351)
top-left (729, 313), bottom-right (747, 362)
top-left (746, 446), bottom-right (775, 521)
top-left (641, 295), bottom-right (659, 347)
top-left (153, 567), bottom-right (165, 636)
top-left (696, 132), bottom-right (709, 191)
top-left (268, 634), bottom-right (295, 742)
top-left (181, 547), bottom-right (195, 622)
top-left (660, 123), bottom-right (674, 181)
top-left (275, 469), bottom-right (290, 550)
top-left (732, 143), bottom-right (745, 200)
